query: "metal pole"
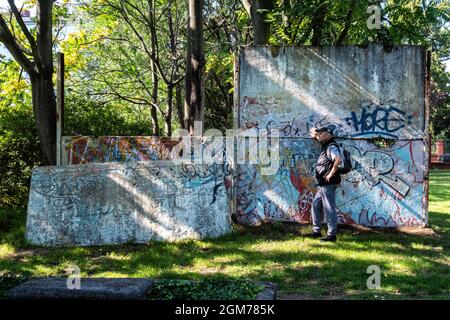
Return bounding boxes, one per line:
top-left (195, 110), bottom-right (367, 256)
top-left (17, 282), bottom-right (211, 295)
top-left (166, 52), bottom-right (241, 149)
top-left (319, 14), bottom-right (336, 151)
top-left (56, 52), bottom-right (64, 166)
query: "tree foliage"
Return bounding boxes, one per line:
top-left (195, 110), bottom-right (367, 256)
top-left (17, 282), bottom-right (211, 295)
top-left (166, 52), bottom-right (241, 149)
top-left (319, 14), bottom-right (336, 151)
top-left (0, 59), bottom-right (43, 207)
top-left (0, 0), bottom-right (449, 207)
top-left (266, 0), bottom-right (449, 138)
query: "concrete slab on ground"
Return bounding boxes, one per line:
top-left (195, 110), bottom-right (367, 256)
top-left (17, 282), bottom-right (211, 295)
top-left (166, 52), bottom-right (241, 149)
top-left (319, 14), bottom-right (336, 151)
top-left (7, 278), bottom-right (277, 300)
top-left (7, 277), bottom-right (154, 300)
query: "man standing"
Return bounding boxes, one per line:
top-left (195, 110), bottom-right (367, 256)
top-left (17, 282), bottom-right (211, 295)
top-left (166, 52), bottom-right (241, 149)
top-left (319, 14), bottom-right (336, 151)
top-left (307, 126), bottom-right (342, 242)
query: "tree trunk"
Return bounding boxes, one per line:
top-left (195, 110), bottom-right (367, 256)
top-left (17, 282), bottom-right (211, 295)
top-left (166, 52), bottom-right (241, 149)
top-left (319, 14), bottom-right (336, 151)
top-left (34, 0), bottom-right (57, 165)
top-left (31, 73), bottom-right (56, 165)
top-left (185, 0), bottom-right (205, 134)
top-left (166, 84), bottom-right (173, 136)
top-left (336, 0), bottom-right (357, 45)
top-left (166, 1), bottom-right (176, 135)
top-left (176, 82), bottom-right (184, 129)
top-left (311, 1), bottom-right (328, 46)
top-left (150, 61), bottom-right (159, 136)
top-left (149, 1), bottom-right (160, 136)
top-left (242, 0), bottom-right (274, 45)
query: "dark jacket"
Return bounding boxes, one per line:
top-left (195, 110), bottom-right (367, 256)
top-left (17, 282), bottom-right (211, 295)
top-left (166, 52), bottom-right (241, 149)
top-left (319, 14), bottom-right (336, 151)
top-left (315, 138), bottom-right (341, 186)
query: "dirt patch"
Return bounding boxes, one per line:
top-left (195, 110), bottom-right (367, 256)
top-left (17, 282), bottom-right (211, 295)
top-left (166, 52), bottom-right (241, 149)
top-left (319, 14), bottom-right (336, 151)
top-left (393, 227), bottom-right (438, 237)
top-left (8, 248), bottom-right (50, 260)
top-left (276, 292), bottom-right (316, 300)
top-left (234, 221), bottom-right (438, 238)
top-left (337, 224), bottom-right (438, 237)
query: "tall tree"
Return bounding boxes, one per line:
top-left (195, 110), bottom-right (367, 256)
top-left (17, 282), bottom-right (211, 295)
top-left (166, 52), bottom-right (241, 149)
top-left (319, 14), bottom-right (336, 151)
top-left (185, 0), bottom-right (205, 134)
top-left (241, 0), bottom-right (274, 45)
top-left (0, 0), bottom-right (56, 165)
top-left (67, 0), bottom-right (185, 136)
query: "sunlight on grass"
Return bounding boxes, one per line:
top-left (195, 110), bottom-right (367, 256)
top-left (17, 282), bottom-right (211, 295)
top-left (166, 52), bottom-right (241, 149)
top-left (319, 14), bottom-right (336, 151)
top-left (0, 244), bottom-right (15, 258)
top-left (0, 170), bottom-right (449, 299)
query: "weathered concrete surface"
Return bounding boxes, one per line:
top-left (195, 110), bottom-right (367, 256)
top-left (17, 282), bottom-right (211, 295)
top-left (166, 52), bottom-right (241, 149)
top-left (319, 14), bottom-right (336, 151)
top-left (7, 278), bottom-right (153, 300)
top-left (26, 161), bottom-right (231, 246)
top-left (238, 45), bottom-right (427, 140)
top-left (8, 278), bottom-right (276, 300)
top-left (235, 45), bottom-right (429, 228)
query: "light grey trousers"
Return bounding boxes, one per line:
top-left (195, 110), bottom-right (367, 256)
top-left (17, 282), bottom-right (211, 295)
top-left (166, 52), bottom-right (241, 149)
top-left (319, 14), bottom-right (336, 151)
top-left (312, 184), bottom-right (338, 236)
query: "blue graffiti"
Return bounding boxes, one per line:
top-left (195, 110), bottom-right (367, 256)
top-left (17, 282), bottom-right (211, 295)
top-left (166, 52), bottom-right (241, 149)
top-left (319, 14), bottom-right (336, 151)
top-left (346, 105), bottom-right (413, 138)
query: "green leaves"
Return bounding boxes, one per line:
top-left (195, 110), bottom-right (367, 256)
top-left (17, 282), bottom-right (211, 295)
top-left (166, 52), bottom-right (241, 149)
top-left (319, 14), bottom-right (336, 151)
top-left (148, 278), bottom-right (265, 300)
top-left (0, 60), bottom-right (43, 208)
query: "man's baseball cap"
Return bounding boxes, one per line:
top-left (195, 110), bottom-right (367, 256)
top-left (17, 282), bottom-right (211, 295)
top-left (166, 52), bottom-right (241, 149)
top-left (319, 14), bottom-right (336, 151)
top-left (315, 126), bottom-right (334, 135)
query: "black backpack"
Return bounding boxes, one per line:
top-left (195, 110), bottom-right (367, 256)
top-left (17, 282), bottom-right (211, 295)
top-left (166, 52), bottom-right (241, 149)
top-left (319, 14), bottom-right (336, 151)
top-left (328, 142), bottom-right (353, 175)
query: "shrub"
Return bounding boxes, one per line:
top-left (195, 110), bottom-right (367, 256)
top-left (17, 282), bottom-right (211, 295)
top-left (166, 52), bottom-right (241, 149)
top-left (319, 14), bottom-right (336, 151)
top-left (147, 278), bottom-right (265, 300)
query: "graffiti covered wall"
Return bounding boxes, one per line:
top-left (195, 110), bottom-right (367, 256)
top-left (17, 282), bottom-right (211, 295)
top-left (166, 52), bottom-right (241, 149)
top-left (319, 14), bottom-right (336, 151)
top-left (235, 45), bottom-right (429, 227)
top-left (26, 161), bottom-right (231, 246)
top-left (61, 136), bottom-right (179, 165)
top-left (236, 139), bottom-right (427, 227)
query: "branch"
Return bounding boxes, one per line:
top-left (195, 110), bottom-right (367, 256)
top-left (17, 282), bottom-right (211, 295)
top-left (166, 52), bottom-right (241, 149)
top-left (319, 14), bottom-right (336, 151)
top-left (241, 0), bottom-right (251, 16)
top-left (4, 6), bottom-right (33, 56)
top-left (78, 35), bottom-right (132, 46)
top-left (7, 0), bottom-right (38, 53)
top-left (52, 20), bottom-right (67, 46)
top-left (118, 2), bottom-right (171, 85)
top-left (0, 13), bottom-right (37, 76)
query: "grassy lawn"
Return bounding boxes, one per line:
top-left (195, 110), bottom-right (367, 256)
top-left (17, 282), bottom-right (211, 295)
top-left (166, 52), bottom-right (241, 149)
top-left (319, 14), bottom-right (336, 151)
top-left (0, 170), bottom-right (449, 300)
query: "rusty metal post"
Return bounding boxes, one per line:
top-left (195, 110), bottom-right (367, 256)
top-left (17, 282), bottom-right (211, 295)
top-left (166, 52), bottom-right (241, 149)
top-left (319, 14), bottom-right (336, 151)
top-left (56, 52), bottom-right (65, 166)
top-left (424, 49), bottom-right (431, 226)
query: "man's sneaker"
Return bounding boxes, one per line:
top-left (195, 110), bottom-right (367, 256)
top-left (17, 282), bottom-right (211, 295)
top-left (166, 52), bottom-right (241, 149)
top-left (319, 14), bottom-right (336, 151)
top-left (305, 232), bottom-right (322, 238)
top-left (320, 235), bottom-right (337, 242)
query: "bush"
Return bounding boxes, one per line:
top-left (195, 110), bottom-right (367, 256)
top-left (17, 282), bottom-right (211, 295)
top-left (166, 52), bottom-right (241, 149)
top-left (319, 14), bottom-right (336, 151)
top-left (0, 208), bottom-right (27, 247)
top-left (1, 59), bottom-right (156, 207)
top-left (0, 70), bottom-right (44, 208)
top-left (147, 279), bottom-right (265, 300)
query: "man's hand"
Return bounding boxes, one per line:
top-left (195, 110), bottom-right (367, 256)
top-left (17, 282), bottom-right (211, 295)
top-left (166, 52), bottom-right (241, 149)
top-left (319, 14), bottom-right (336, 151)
top-left (326, 156), bottom-right (341, 182)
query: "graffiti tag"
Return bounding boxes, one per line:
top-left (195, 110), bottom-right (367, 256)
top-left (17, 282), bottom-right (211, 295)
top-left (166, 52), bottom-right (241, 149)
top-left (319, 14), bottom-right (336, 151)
top-left (347, 146), bottom-right (410, 197)
top-left (346, 105), bottom-right (413, 139)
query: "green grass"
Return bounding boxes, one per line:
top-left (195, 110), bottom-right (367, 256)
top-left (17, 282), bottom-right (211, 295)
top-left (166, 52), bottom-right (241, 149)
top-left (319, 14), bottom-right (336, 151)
top-left (0, 170), bottom-right (449, 300)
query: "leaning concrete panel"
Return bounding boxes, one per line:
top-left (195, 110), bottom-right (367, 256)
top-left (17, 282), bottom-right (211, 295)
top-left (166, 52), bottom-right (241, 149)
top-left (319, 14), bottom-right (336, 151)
top-left (26, 161), bottom-right (231, 246)
top-left (235, 138), bottom-right (427, 227)
top-left (61, 136), bottom-right (179, 165)
top-left (238, 45), bottom-right (426, 139)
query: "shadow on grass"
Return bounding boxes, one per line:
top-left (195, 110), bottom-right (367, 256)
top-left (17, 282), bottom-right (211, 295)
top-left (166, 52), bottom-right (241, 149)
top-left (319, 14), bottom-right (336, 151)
top-left (0, 170), bottom-right (449, 299)
top-left (1, 217), bottom-right (449, 299)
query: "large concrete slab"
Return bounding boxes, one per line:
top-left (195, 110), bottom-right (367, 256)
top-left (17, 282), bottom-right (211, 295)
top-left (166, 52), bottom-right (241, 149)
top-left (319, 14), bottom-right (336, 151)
top-left (7, 278), bottom-right (153, 300)
top-left (8, 278), bottom-right (276, 300)
top-left (238, 45), bottom-right (427, 139)
top-left (26, 161), bottom-right (231, 246)
top-left (235, 45), bottom-right (429, 228)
